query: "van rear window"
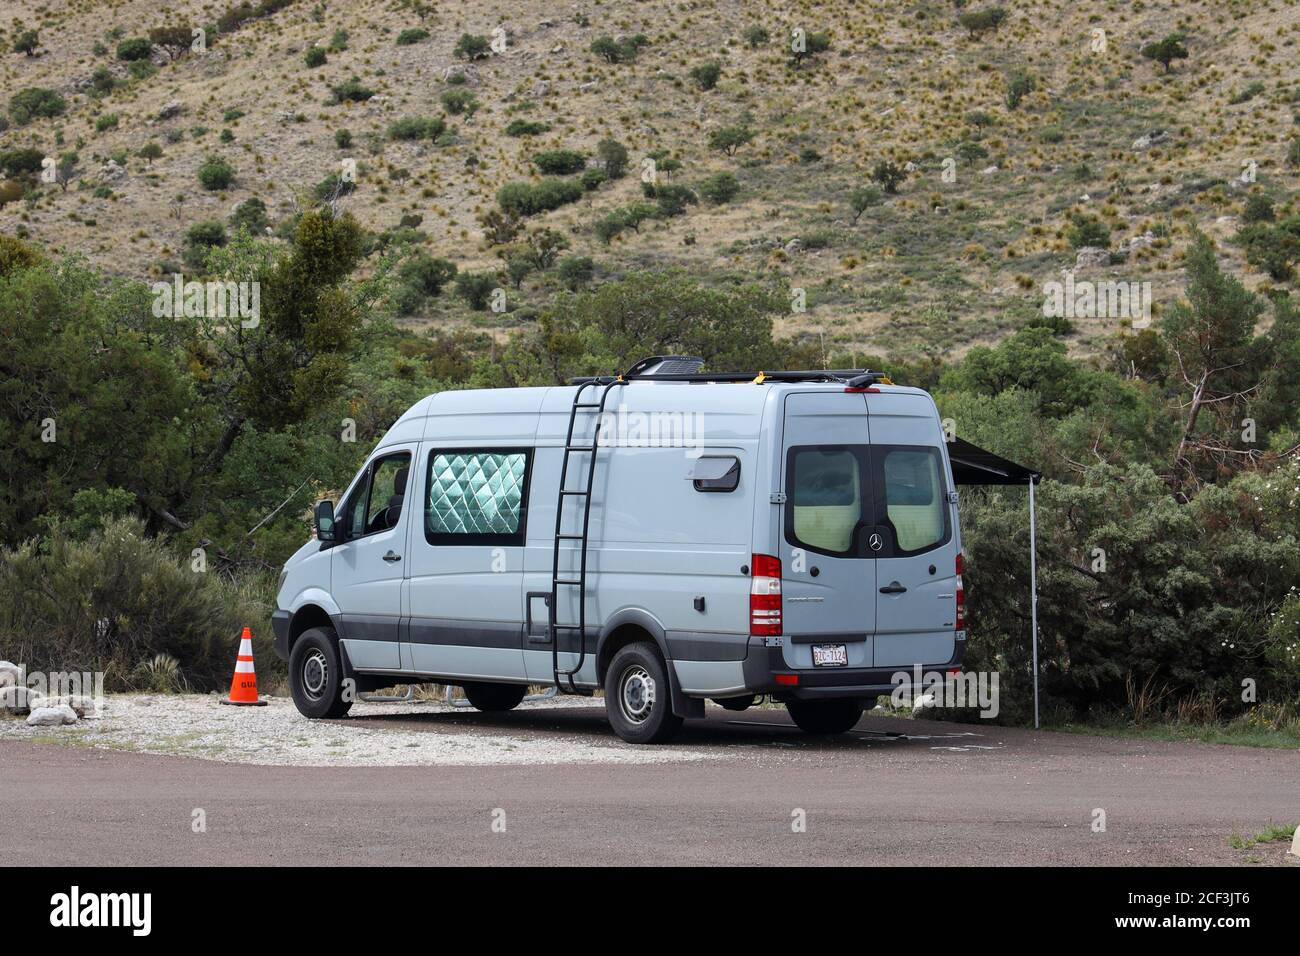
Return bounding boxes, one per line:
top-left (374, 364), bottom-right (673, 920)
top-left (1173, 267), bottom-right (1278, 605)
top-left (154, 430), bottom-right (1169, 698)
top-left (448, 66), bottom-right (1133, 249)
top-left (882, 449), bottom-right (945, 553)
top-left (788, 447), bottom-right (864, 555)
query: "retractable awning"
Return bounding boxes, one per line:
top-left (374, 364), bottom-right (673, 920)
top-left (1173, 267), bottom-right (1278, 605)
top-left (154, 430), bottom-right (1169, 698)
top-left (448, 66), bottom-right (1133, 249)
top-left (948, 437), bottom-right (1040, 487)
top-left (946, 437), bottom-right (1044, 728)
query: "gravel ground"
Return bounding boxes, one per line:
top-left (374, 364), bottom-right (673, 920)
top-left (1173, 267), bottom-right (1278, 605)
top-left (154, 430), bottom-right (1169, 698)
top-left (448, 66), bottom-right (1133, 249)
top-left (0, 693), bottom-right (717, 767)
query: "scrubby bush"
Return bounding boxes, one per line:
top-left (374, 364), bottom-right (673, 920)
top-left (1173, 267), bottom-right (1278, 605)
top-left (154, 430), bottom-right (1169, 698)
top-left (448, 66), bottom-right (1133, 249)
top-left (742, 25), bottom-right (769, 48)
top-left (506, 118), bottom-right (550, 137)
top-left (304, 45), bottom-right (327, 67)
top-left (334, 128), bottom-right (352, 148)
top-left (1005, 69), bottom-right (1035, 109)
top-left (1241, 194), bottom-right (1275, 224)
top-left (1141, 33), bottom-right (1189, 73)
top-left (329, 77), bottom-right (375, 103)
top-left (183, 220), bottom-right (227, 270)
top-left (557, 255), bottom-right (595, 290)
top-left (590, 34), bottom-right (648, 63)
top-left (699, 171), bottom-right (740, 204)
top-left (454, 271), bottom-right (498, 310)
top-left (9, 87), bottom-right (66, 124)
top-left (388, 116), bottom-right (445, 141)
top-left (95, 112), bottom-right (119, 132)
top-left (393, 254), bottom-right (457, 314)
top-left (690, 61), bottom-right (722, 91)
top-left (115, 37), bottom-right (152, 61)
top-left (440, 88), bottom-right (477, 116)
top-left (0, 147), bottom-right (44, 178)
top-left (454, 34), bottom-right (490, 59)
top-left (708, 125), bottom-right (753, 156)
top-left (497, 179), bottom-right (583, 217)
top-left (532, 149), bottom-right (586, 175)
top-left (580, 168), bottom-right (607, 191)
top-left (197, 155), bottom-right (235, 190)
top-left (0, 518), bottom-right (270, 692)
top-left (653, 183), bottom-right (698, 218)
top-left (870, 159), bottom-right (906, 194)
top-left (849, 185), bottom-right (883, 221)
top-left (597, 138), bottom-right (629, 178)
top-left (396, 27), bottom-right (429, 46)
top-left (138, 141), bottom-right (163, 165)
top-left (1067, 212), bottom-right (1110, 249)
top-left (230, 197), bottom-right (269, 234)
top-left (958, 7), bottom-right (1007, 38)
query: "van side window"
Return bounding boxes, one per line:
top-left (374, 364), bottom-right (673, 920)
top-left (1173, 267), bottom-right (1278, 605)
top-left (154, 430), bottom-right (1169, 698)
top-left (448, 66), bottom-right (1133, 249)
top-left (425, 450), bottom-right (530, 545)
top-left (787, 447), bottom-right (864, 555)
top-left (881, 448), bottom-right (946, 553)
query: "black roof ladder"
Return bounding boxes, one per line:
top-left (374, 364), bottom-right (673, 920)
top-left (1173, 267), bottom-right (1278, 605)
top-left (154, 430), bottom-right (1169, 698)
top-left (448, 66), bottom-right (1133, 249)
top-left (550, 377), bottom-right (625, 693)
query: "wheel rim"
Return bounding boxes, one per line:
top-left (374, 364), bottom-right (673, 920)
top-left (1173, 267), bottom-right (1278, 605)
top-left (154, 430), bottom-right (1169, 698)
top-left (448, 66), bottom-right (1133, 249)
top-left (619, 664), bottom-right (655, 724)
top-left (301, 649), bottom-right (328, 701)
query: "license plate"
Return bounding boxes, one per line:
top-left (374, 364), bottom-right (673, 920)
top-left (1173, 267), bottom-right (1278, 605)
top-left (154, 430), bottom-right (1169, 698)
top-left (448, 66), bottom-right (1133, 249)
top-left (812, 643), bottom-right (848, 667)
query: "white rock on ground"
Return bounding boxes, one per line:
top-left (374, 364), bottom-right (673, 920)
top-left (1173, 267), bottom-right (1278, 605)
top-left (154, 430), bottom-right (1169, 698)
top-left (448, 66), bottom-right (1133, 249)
top-left (26, 704), bottom-right (78, 727)
top-left (1, 685), bottom-right (42, 714)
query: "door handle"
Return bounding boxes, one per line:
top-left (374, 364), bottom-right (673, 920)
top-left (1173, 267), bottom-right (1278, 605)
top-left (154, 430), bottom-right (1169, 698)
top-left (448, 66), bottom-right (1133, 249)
top-left (879, 581), bottom-right (907, 594)
top-left (383, 551), bottom-right (402, 562)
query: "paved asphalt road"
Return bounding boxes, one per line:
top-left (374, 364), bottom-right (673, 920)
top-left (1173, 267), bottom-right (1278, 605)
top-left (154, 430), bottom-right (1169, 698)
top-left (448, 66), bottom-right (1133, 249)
top-left (2, 707), bottom-right (1295, 865)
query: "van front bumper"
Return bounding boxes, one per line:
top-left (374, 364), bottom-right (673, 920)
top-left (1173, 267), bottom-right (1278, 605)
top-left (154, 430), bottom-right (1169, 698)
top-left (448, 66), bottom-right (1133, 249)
top-left (742, 639), bottom-right (966, 702)
top-left (271, 609), bottom-right (292, 662)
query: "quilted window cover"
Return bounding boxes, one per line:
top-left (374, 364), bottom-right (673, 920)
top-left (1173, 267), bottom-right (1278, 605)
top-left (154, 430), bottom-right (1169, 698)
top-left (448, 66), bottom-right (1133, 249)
top-left (426, 452), bottom-right (526, 535)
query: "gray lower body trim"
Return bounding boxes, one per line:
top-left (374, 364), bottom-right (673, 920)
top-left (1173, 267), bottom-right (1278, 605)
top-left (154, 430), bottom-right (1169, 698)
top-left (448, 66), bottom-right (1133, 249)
top-left (664, 632), bottom-right (749, 661)
top-left (407, 618), bottom-right (521, 649)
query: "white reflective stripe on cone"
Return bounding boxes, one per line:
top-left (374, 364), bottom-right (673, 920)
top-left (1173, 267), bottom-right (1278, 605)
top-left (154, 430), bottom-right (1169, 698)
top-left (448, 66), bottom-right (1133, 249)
top-left (238, 638), bottom-right (253, 655)
top-left (234, 659), bottom-right (256, 673)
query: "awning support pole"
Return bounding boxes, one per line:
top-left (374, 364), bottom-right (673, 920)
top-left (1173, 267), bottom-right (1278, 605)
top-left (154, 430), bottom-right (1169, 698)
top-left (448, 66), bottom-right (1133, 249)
top-left (1029, 477), bottom-right (1040, 730)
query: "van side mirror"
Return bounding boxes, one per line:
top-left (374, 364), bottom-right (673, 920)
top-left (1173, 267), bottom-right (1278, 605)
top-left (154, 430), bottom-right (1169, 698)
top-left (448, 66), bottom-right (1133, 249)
top-left (315, 500), bottom-right (337, 542)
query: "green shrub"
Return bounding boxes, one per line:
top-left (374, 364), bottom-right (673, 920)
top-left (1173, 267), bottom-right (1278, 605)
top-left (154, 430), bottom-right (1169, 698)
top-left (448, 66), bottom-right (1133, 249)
top-left (533, 149), bottom-right (586, 175)
top-left (183, 219), bottom-right (227, 270)
top-left (580, 168), bottom-right (607, 191)
top-left (1242, 194), bottom-right (1275, 224)
top-left (454, 34), bottom-right (490, 59)
top-left (958, 7), bottom-right (1007, 38)
top-left (116, 37), bottom-right (153, 61)
top-left (0, 147), bottom-right (45, 178)
top-left (1067, 212), bottom-right (1110, 249)
top-left (335, 129), bottom-right (352, 149)
top-left (396, 27), bottom-right (430, 46)
top-left (699, 171), bottom-right (740, 204)
top-left (330, 77), bottom-right (375, 103)
top-left (388, 116), bottom-right (445, 141)
top-left (742, 25), bottom-right (770, 48)
top-left (690, 61), bottom-right (722, 91)
top-left (230, 197), bottom-right (269, 234)
top-left (9, 87), bottom-right (66, 124)
top-left (557, 255), bottom-right (595, 290)
top-left (597, 138), bottom-right (629, 178)
top-left (95, 113), bottom-right (120, 132)
top-left (590, 34), bottom-right (648, 64)
top-left (1005, 69), bottom-right (1035, 110)
top-left (197, 156), bottom-right (235, 190)
top-left (0, 518), bottom-right (271, 692)
top-left (454, 271), bottom-right (498, 310)
top-left (304, 45), bottom-right (327, 67)
top-left (497, 179), bottom-right (583, 217)
top-left (1141, 33), bottom-right (1189, 73)
top-left (440, 88), bottom-right (477, 115)
top-left (505, 118), bottom-right (550, 136)
top-left (871, 159), bottom-right (906, 193)
top-left (653, 183), bottom-right (698, 218)
top-left (708, 125), bottom-right (753, 156)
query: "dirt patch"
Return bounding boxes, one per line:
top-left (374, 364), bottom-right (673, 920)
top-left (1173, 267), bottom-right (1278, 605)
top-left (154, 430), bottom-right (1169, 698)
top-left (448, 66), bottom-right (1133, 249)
top-left (0, 692), bottom-right (717, 767)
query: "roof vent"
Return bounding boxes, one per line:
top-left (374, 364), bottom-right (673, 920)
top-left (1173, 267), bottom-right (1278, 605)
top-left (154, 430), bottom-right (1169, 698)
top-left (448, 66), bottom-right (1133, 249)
top-left (625, 355), bottom-right (706, 377)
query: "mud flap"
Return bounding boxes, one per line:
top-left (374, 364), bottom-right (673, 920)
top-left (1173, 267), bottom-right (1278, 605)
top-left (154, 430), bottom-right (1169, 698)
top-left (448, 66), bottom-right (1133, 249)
top-left (667, 662), bottom-right (705, 719)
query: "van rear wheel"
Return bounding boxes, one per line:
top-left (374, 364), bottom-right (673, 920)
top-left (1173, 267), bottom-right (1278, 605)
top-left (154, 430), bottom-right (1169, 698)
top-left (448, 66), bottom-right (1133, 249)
top-left (605, 643), bottom-right (683, 744)
top-left (462, 681), bottom-right (528, 712)
top-left (289, 627), bottom-right (353, 719)
top-left (786, 699), bottom-right (863, 735)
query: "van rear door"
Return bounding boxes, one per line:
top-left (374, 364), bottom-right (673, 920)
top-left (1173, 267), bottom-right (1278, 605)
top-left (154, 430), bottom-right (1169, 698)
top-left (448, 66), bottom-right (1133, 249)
top-left (866, 393), bottom-right (957, 668)
top-left (778, 392), bottom-right (876, 669)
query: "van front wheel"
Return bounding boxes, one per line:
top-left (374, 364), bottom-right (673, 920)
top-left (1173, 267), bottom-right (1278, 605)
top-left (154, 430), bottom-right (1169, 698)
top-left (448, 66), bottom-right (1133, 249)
top-left (786, 699), bottom-right (863, 735)
top-left (605, 643), bottom-right (683, 744)
top-left (289, 627), bottom-right (353, 719)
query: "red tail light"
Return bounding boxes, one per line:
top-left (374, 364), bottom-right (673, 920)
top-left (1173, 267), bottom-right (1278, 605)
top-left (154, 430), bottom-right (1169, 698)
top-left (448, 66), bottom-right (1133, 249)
top-left (955, 552), bottom-right (966, 633)
top-left (750, 553), bottom-right (782, 636)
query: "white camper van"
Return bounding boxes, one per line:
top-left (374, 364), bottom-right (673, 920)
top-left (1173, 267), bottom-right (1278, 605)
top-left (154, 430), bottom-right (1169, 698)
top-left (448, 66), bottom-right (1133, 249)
top-left (272, 357), bottom-right (965, 743)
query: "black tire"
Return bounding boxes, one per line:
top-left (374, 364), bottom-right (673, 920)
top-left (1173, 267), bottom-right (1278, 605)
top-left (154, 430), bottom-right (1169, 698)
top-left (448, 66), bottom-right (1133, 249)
top-left (604, 643), bottom-right (683, 744)
top-left (288, 627), bottom-right (353, 719)
top-left (462, 681), bottom-right (528, 712)
top-left (786, 699), bottom-right (863, 735)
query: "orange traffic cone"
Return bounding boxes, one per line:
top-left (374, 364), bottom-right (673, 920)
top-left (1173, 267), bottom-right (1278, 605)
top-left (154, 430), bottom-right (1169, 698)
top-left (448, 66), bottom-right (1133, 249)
top-left (220, 627), bottom-right (268, 706)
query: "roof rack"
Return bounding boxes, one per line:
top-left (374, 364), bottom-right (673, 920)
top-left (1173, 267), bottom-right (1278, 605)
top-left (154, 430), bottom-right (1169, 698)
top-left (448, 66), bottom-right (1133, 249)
top-left (570, 356), bottom-right (891, 388)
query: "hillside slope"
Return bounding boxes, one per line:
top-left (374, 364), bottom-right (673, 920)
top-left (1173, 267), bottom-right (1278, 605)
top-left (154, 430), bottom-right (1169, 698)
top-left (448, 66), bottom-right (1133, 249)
top-left (1, 0), bottom-right (1297, 357)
